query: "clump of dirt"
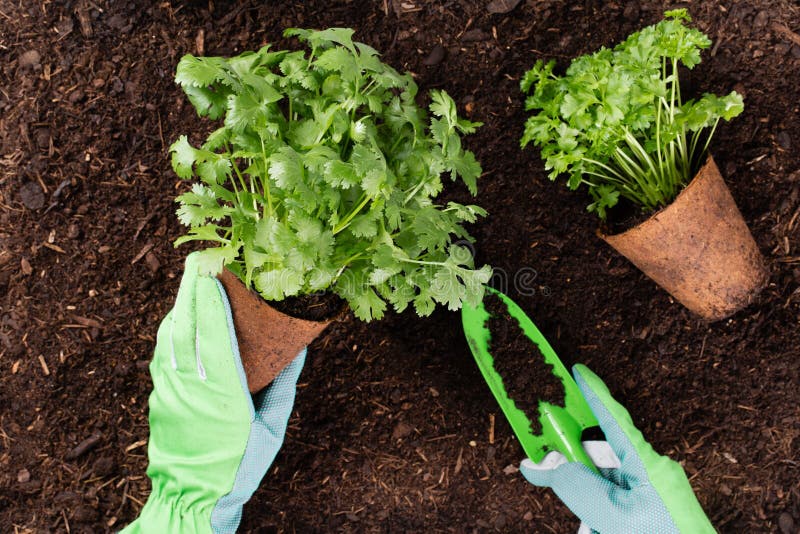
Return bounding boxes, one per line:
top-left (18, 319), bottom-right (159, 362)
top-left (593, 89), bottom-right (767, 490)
top-left (484, 292), bottom-right (566, 435)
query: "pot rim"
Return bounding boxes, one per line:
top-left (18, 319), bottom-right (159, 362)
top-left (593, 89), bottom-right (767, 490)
top-left (597, 154), bottom-right (717, 239)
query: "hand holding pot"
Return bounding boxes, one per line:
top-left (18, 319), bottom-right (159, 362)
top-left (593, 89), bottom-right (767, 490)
top-left (520, 364), bottom-right (715, 534)
top-left (121, 253), bottom-right (306, 534)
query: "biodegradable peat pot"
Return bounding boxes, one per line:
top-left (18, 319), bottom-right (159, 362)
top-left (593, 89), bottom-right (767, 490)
top-left (217, 269), bottom-right (331, 393)
top-left (600, 156), bottom-right (768, 321)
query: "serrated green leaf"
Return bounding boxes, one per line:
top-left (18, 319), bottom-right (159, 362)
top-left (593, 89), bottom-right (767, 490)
top-left (346, 286), bottom-right (387, 321)
top-left (202, 127), bottom-right (232, 151)
top-left (170, 136), bottom-right (197, 179)
top-left (350, 119), bottom-right (368, 142)
top-left (175, 55), bottom-right (227, 87)
top-left (194, 247), bottom-right (238, 276)
top-left (315, 47), bottom-right (359, 82)
top-left (269, 147), bottom-right (304, 189)
top-left (371, 244), bottom-right (401, 269)
top-left (521, 11), bottom-right (742, 219)
top-left (172, 29), bottom-right (489, 322)
top-left (369, 267), bottom-right (400, 285)
top-left (196, 158), bottom-right (231, 185)
top-left (291, 215), bottom-right (322, 243)
top-left (385, 200), bottom-right (403, 230)
top-left (183, 84), bottom-right (230, 119)
top-left (225, 92), bottom-right (267, 132)
top-left (446, 202), bottom-right (487, 223)
top-left (361, 169), bottom-right (386, 197)
top-left (174, 224), bottom-right (229, 246)
top-left (450, 150), bottom-right (481, 195)
top-left (288, 27), bottom-right (356, 53)
top-left (255, 268), bottom-right (304, 300)
top-left (366, 94), bottom-right (384, 113)
top-left (176, 183), bottom-right (229, 226)
top-left (351, 143), bottom-right (384, 178)
top-left (349, 212), bottom-right (379, 238)
top-left (429, 90), bottom-right (456, 124)
top-left (308, 267), bottom-right (335, 291)
top-left (324, 159), bottom-right (359, 189)
top-left (413, 291), bottom-right (436, 316)
top-left (288, 120), bottom-right (321, 148)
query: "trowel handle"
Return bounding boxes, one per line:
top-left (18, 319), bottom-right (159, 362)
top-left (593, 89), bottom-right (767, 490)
top-left (561, 436), bottom-right (601, 475)
top-left (541, 406), bottom-right (600, 474)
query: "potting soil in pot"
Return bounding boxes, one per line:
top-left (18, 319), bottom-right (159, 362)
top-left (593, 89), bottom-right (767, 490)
top-left (270, 291), bottom-right (345, 322)
top-left (483, 292), bottom-right (566, 435)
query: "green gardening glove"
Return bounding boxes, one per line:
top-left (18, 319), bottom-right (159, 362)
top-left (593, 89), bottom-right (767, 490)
top-left (121, 253), bottom-right (306, 533)
top-left (520, 364), bottom-right (715, 534)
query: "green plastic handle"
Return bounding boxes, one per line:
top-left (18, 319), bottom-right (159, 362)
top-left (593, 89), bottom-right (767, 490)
top-left (462, 288), bottom-right (599, 472)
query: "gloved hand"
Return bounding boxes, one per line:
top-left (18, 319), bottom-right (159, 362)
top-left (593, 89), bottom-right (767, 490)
top-left (520, 364), bottom-right (715, 534)
top-left (122, 253), bottom-right (306, 533)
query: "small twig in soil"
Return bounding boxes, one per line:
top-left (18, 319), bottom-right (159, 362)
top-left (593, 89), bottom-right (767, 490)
top-left (125, 439), bottom-right (147, 453)
top-left (115, 478), bottom-right (129, 517)
top-left (771, 22), bottom-right (800, 47)
top-left (69, 315), bottom-right (103, 329)
top-left (126, 492), bottom-right (145, 507)
top-left (133, 213), bottom-right (157, 241)
top-left (454, 447), bottom-right (463, 475)
top-left (195, 28), bottom-right (205, 56)
top-left (65, 431), bottom-right (103, 460)
top-left (37, 355), bottom-right (49, 376)
top-left (0, 424), bottom-right (13, 448)
top-left (131, 243), bottom-right (154, 265)
top-left (425, 433), bottom-right (457, 442)
top-left (685, 428), bottom-right (717, 454)
top-left (74, 0), bottom-right (93, 38)
top-left (60, 509), bottom-right (70, 533)
top-left (157, 111), bottom-right (165, 152)
top-left (787, 206), bottom-right (800, 232)
top-left (42, 242), bottom-right (66, 254)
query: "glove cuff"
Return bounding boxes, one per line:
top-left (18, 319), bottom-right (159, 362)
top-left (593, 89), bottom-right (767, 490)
top-left (118, 485), bottom-right (214, 534)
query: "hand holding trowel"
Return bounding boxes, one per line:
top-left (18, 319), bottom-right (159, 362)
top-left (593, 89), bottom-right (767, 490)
top-left (462, 288), bottom-right (716, 534)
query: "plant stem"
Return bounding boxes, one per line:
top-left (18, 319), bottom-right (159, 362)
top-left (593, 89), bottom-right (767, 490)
top-left (333, 193), bottom-right (370, 234)
top-left (259, 137), bottom-right (274, 217)
top-left (699, 118), bottom-right (720, 166)
top-left (399, 257), bottom-right (446, 267)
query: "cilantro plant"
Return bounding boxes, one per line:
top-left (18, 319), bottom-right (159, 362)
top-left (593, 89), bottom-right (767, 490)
top-left (520, 9), bottom-right (744, 219)
top-left (170, 28), bottom-right (491, 321)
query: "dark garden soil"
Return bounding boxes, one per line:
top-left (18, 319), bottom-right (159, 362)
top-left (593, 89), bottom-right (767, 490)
top-left (1, 1), bottom-right (799, 533)
top-left (484, 292), bottom-right (565, 436)
top-left (269, 291), bottom-right (347, 323)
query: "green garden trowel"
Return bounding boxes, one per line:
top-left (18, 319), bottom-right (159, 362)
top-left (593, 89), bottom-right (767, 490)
top-left (462, 287), bottom-right (599, 472)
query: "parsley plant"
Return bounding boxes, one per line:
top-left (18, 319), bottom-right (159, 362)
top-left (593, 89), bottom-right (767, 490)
top-left (170, 28), bottom-right (491, 321)
top-left (520, 9), bottom-right (744, 219)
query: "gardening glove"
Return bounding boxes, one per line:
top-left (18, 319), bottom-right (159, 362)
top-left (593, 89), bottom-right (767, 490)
top-left (519, 364), bottom-right (715, 534)
top-left (121, 253), bottom-right (306, 534)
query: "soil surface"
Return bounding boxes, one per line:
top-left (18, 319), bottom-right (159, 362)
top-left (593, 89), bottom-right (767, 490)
top-left (2, 1), bottom-right (799, 533)
top-left (484, 292), bottom-right (565, 436)
top-left (270, 291), bottom-right (346, 323)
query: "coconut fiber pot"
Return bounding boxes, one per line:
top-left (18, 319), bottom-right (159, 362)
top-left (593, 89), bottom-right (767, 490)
top-left (217, 269), bottom-right (330, 393)
top-left (600, 156), bottom-right (768, 321)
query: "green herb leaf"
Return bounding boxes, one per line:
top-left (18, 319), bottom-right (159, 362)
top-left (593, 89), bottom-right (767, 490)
top-left (521, 11), bottom-right (743, 219)
top-left (172, 28), bottom-right (488, 321)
